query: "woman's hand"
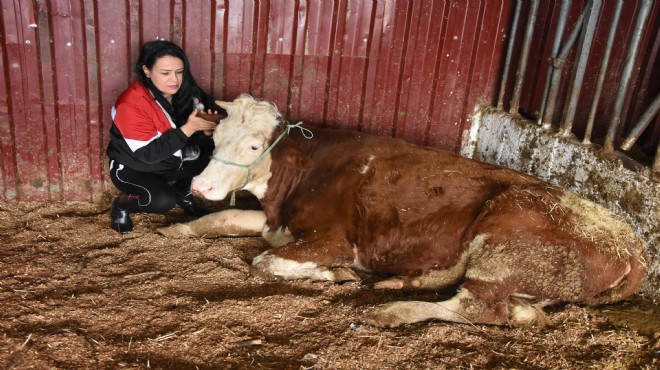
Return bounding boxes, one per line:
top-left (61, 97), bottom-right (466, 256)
top-left (180, 110), bottom-right (217, 137)
top-left (196, 109), bottom-right (223, 136)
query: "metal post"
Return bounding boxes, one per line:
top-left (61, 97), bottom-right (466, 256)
top-left (509, 0), bottom-right (539, 114)
top-left (498, 0), bottom-right (522, 110)
top-left (560, 0), bottom-right (602, 136)
top-left (541, 8), bottom-right (585, 129)
top-left (583, 0), bottom-right (624, 144)
top-left (620, 93), bottom-right (660, 151)
top-left (604, 0), bottom-right (654, 151)
top-left (653, 145), bottom-right (660, 175)
top-left (538, 0), bottom-right (572, 123)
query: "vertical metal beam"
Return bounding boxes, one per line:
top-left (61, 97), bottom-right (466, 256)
top-left (620, 93), bottom-right (660, 151)
top-left (560, 0), bottom-right (602, 136)
top-left (538, 0), bottom-right (572, 123)
top-left (583, 0), bottom-right (624, 144)
top-left (497, 0), bottom-right (522, 110)
top-left (509, 0), bottom-right (539, 114)
top-left (604, 0), bottom-right (654, 151)
top-left (541, 8), bottom-right (585, 129)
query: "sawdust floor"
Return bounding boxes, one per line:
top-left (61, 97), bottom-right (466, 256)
top-left (1, 199), bottom-right (658, 369)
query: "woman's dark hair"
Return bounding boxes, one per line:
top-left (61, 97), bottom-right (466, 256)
top-left (135, 40), bottom-right (216, 126)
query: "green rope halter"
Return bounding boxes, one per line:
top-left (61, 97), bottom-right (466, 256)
top-left (209, 121), bottom-right (313, 206)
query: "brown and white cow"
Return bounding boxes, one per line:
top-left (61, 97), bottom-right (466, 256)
top-left (189, 94), bottom-right (647, 327)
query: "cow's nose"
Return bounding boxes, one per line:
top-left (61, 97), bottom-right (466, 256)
top-left (191, 177), bottom-right (213, 197)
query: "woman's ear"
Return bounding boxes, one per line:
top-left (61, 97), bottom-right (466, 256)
top-left (142, 65), bottom-right (150, 78)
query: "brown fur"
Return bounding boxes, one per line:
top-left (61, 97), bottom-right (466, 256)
top-left (252, 124), bottom-right (647, 326)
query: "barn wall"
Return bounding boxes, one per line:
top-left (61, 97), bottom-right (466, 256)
top-left (0, 0), bottom-right (512, 202)
top-left (1, 1), bottom-right (656, 203)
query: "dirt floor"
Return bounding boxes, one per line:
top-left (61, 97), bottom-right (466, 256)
top-left (1, 199), bottom-right (658, 369)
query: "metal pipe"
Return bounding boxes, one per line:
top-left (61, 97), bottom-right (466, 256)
top-left (538, 0), bottom-right (572, 123)
top-left (498, 0), bottom-right (522, 110)
top-left (604, 0), bottom-right (654, 151)
top-left (583, 0), bottom-right (624, 144)
top-left (557, 10), bottom-right (586, 61)
top-left (541, 8), bottom-right (586, 129)
top-left (510, 0), bottom-right (540, 114)
top-left (560, 0), bottom-right (602, 136)
top-left (620, 93), bottom-right (660, 151)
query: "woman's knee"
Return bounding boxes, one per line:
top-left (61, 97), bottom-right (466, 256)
top-left (143, 191), bottom-right (177, 214)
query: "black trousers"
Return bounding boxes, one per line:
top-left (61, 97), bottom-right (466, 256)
top-left (109, 155), bottom-right (210, 214)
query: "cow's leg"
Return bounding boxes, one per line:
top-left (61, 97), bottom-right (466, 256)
top-left (364, 278), bottom-right (518, 327)
top-left (373, 252), bottom-right (468, 290)
top-left (252, 239), bottom-right (360, 282)
top-left (365, 233), bottom-right (558, 327)
top-left (366, 282), bottom-right (554, 328)
top-left (157, 209), bottom-right (266, 238)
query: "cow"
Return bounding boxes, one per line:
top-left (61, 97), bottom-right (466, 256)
top-left (188, 94), bottom-right (647, 328)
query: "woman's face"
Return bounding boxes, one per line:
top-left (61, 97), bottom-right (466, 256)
top-left (143, 55), bottom-right (184, 100)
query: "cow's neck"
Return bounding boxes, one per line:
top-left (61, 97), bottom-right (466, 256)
top-left (260, 133), bottom-right (311, 230)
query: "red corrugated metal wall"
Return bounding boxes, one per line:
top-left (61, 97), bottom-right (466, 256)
top-left (0, 0), bottom-right (513, 202)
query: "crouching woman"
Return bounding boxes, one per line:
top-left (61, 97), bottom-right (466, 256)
top-left (107, 40), bottom-right (220, 234)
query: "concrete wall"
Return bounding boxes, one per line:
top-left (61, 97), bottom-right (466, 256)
top-left (461, 108), bottom-right (659, 297)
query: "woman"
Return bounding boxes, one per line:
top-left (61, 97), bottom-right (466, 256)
top-left (107, 40), bottom-right (221, 234)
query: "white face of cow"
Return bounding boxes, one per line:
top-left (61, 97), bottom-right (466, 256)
top-left (191, 94), bottom-right (280, 201)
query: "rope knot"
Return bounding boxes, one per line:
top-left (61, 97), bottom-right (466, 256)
top-left (286, 121), bottom-right (314, 139)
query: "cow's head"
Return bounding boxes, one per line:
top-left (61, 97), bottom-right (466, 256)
top-left (191, 94), bottom-right (281, 201)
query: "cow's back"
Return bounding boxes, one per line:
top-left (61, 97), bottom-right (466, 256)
top-left (281, 127), bottom-right (547, 275)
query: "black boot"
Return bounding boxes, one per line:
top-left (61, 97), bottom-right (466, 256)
top-left (110, 194), bottom-right (141, 234)
top-left (176, 191), bottom-right (209, 217)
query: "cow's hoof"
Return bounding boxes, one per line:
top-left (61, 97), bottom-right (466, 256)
top-left (508, 299), bottom-right (550, 327)
top-left (249, 264), bottom-right (283, 281)
top-left (252, 252), bottom-right (360, 282)
top-left (330, 267), bottom-right (361, 282)
top-left (156, 223), bottom-right (193, 238)
top-left (363, 303), bottom-right (409, 328)
top-left (363, 301), bottom-right (445, 328)
top-left (373, 278), bottom-right (406, 290)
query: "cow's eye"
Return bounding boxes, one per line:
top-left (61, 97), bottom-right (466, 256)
top-left (250, 145), bottom-right (260, 151)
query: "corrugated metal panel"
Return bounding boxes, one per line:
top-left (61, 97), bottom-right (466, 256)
top-left (0, 0), bottom-right (512, 201)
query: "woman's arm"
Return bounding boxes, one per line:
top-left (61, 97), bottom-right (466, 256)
top-left (179, 110), bottom-right (217, 137)
top-left (113, 101), bottom-right (190, 165)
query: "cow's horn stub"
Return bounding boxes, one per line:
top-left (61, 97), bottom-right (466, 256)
top-left (216, 100), bottom-right (231, 110)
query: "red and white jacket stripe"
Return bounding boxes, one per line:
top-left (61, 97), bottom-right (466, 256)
top-left (107, 81), bottom-right (198, 172)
